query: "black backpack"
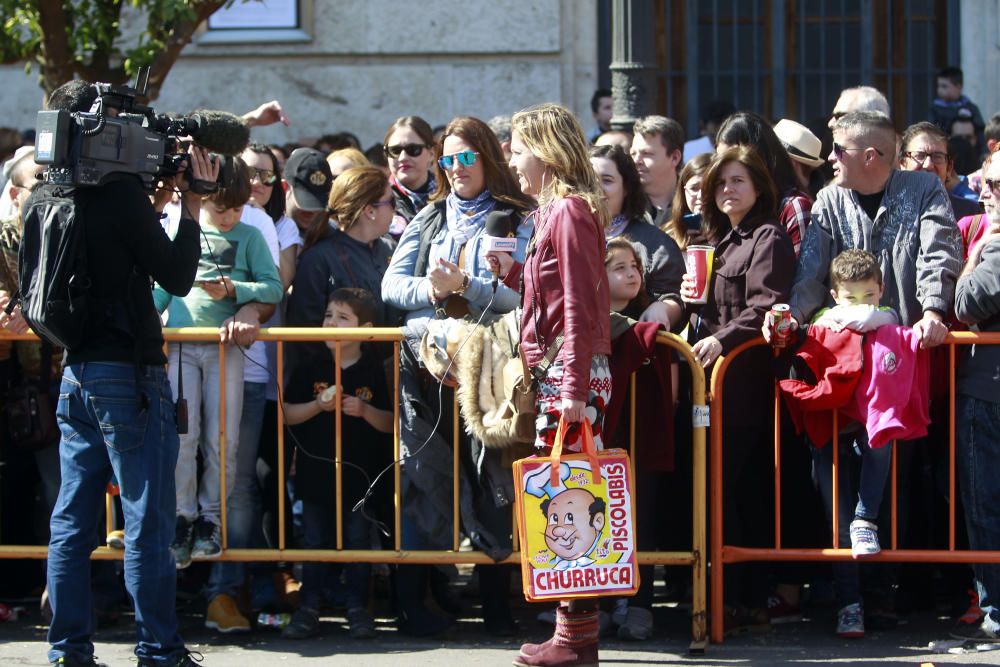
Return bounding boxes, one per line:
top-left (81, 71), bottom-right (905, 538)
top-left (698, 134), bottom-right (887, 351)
top-left (16, 183), bottom-right (92, 350)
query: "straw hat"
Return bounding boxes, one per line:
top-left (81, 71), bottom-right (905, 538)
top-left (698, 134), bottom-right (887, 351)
top-left (773, 119), bottom-right (824, 168)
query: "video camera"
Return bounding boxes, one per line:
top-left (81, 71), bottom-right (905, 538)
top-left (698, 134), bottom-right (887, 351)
top-left (34, 66), bottom-right (250, 191)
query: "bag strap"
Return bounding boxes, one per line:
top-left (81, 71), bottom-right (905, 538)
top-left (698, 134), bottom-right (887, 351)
top-left (964, 213), bottom-right (985, 256)
top-left (549, 418), bottom-right (602, 487)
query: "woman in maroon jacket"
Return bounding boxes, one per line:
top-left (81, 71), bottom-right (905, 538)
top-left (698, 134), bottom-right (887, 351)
top-left (508, 103), bottom-right (610, 667)
top-left (682, 145), bottom-right (796, 631)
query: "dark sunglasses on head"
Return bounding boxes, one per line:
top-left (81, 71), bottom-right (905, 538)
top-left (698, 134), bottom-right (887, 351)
top-left (438, 150), bottom-right (479, 170)
top-left (384, 143), bottom-right (426, 159)
top-left (832, 142), bottom-right (884, 160)
top-left (250, 168), bottom-right (278, 186)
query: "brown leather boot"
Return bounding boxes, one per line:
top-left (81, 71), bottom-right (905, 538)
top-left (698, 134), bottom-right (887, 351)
top-left (513, 607), bottom-right (599, 667)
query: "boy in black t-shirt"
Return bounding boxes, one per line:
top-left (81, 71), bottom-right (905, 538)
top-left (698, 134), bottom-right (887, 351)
top-left (280, 288), bottom-right (392, 640)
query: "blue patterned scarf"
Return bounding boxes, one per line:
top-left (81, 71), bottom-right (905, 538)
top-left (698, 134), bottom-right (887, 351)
top-left (393, 172), bottom-right (436, 212)
top-left (446, 189), bottom-right (495, 246)
top-left (606, 213), bottom-right (630, 240)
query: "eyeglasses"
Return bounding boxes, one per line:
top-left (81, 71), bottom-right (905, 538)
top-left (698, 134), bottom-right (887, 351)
top-left (832, 142), bottom-right (885, 161)
top-left (438, 150), bottom-right (479, 170)
top-left (984, 178), bottom-right (1000, 193)
top-left (904, 151), bottom-right (948, 166)
top-left (250, 168), bottom-right (278, 186)
top-left (384, 143), bottom-right (426, 159)
top-left (371, 198), bottom-right (395, 208)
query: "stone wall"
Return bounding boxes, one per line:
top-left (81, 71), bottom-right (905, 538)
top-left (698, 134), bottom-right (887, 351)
top-left (0, 0), bottom-right (599, 149)
top-left (960, 0), bottom-right (1000, 125)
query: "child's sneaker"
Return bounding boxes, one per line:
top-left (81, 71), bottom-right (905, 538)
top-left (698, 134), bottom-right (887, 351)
top-left (836, 602), bottom-right (864, 638)
top-left (190, 518), bottom-right (221, 559)
top-left (205, 593), bottom-right (250, 634)
top-left (170, 517), bottom-right (193, 570)
top-left (849, 519), bottom-right (880, 558)
top-left (955, 588), bottom-right (985, 629)
top-left (282, 607), bottom-right (320, 639)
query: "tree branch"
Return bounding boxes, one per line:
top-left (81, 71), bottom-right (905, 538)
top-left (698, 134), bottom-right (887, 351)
top-left (36, 1), bottom-right (74, 97)
top-left (144, 0), bottom-right (227, 101)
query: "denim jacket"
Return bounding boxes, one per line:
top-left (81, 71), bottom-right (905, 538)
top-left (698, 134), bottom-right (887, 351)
top-left (381, 200), bottom-right (532, 340)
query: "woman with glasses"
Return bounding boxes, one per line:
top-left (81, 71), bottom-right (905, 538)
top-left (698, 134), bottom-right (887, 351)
top-left (666, 152), bottom-right (713, 252)
top-left (715, 111), bottom-right (814, 258)
top-left (383, 116), bottom-right (438, 238)
top-left (381, 116), bottom-right (535, 638)
top-left (508, 103), bottom-right (611, 667)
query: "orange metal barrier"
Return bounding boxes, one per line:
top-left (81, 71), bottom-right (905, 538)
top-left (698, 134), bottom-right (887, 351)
top-left (708, 331), bottom-right (1000, 643)
top-left (0, 328), bottom-right (708, 649)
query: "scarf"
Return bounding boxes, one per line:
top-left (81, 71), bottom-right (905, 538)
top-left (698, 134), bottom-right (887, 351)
top-left (446, 189), bottom-right (495, 246)
top-left (606, 213), bottom-right (630, 240)
top-left (392, 172), bottom-right (436, 212)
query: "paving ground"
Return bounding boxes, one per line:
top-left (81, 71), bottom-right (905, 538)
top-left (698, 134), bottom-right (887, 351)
top-left (2, 564), bottom-right (999, 666)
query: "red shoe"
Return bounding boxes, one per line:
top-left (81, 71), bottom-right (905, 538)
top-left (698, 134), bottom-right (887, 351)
top-left (519, 637), bottom-right (553, 658)
top-left (512, 640), bottom-right (598, 667)
top-left (955, 588), bottom-right (985, 628)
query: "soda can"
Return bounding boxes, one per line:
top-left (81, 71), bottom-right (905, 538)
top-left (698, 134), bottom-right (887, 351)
top-left (257, 611), bottom-right (291, 629)
top-left (770, 304), bottom-right (793, 348)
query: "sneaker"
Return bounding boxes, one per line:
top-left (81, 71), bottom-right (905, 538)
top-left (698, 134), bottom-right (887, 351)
top-left (836, 602), bottom-right (864, 638)
top-left (346, 606), bottom-right (376, 639)
top-left (190, 518), bottom-right (222, 559)
top-left (397, 605), bottom-right (452, 637)
top-left (617, 605), bottom-right (653, 641)
top-left (170, 517), bottom-right (193, 570)
top-left (951, 618), bottom-right (1000, 642)
top-left (138, 650), bottom-right (204, 666)
top-left (282, 606), bottom-right (320, 639)
top-left (105, 529), bottom-right (125, 550)
top-left (767, 593), bottom-right (802, 624)
top-left (205, 593), bottom-right (251, 634)
top-left (955, 588), bottom-right (985, 628)
top-left (849, 519), bottom-right (880, 558)
top-left (51, 657), bottom-right (109, 667)
top-left (722, 605), bottom-right (771, 636)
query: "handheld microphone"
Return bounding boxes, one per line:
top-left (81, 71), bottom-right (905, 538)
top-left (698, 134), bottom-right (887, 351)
top-left (483, 210), bottom-right (517, 290)
top-left (174, 110), bottom-right (251, 155)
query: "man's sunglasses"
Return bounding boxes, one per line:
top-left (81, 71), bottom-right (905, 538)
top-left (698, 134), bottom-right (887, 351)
top-left (438, 150), bottom-right (479, 170)
top-left (984, 178), bottom-right (1000, 193)
top-left (384, 143), bottom-right (426, 159)
top-left (250, 168), bottom-right (278, 186)
top-left (832, 142), bottom-right (884, 160)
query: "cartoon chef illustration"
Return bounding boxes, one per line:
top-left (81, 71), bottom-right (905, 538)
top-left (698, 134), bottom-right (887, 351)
top-left (525, 461), bottom-right (606, 570)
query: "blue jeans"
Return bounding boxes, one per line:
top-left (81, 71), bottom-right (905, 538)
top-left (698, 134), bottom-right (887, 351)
top-left (47, 363), bottom-right (185, 664)
top-left (956, 395), bottom-right (1000, 630)
top-left (300, 499), bottom-right (371, 611)
top-left (811, 434), bottom-right (894, 606)
top-left (207, 381), bottom-right (267, 600)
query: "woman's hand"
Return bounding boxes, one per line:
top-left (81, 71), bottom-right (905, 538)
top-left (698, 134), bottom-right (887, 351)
top-left (691, 335), bottom-right (723, 368)
top-left (428, 258), bottom-right (465, 299)
top-left (560, 398), bottom-right (586, 423)
top-left (680, 272), bottom-right (699, 301)
top-left (485, 251), bottom-right (514, 278)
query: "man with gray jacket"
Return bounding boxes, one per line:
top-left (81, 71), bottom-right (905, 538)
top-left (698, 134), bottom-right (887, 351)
top-left (766, 111), bottom-right (962, 340)
top-left (951, 151), bottom-right (1000, 643)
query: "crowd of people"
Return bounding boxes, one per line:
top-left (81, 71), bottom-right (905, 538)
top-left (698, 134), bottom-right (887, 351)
top-left (1, 64), bottom-right (1000, 666)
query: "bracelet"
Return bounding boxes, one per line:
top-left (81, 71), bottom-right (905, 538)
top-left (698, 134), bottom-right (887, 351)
top-left (456, 272), bottom-right (471, 295)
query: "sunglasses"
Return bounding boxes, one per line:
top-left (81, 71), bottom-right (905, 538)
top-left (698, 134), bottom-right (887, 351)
top-left (984, 178), bottom-right (1000, 193)
top-left (250, 168), bottom-right (278, 186)
top-left (832, 142), bottom-right (884, 161)
top-left (384, 143), bottom-right (426, 159)
top-left (438, 150), bottom-right (479, 170)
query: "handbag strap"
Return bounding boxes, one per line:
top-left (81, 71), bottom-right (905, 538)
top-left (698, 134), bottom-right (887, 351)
top-left (964, 213), bottom-right (985, 256)
top-left (549, 418), bottom-right (602, 487)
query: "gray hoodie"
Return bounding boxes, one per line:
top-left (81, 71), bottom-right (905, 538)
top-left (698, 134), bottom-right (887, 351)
top-left (790, 169), bottom-right (962, 327)
top-left (955, 238), bottom-right (1000, 403)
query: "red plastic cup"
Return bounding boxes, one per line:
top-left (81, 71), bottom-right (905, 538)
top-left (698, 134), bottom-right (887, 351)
top-left (684, 245), bottom-right (715, 304)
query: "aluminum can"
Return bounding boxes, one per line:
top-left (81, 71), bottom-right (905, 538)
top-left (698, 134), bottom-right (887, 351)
top-left (770, 304), bottom-right (793, 348)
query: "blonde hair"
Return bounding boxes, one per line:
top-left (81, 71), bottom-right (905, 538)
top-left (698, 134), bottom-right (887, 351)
top-left (511, 103), bottom-right (609, 228)
top-left (326, 147), bottom-right (370, 171)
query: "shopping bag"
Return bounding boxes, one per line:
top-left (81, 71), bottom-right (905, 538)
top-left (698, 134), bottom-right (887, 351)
top-left (513, 418), bottom-right (639, 601)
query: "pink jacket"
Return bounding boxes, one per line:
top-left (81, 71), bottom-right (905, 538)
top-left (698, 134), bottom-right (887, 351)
top-left (849, 326), bottom-right (931, 448)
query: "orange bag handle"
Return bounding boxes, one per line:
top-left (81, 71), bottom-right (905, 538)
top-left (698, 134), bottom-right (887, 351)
top-left (549, 417), bottom-right (603, 487)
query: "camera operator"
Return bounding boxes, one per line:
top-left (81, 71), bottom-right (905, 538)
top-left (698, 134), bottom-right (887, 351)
top-left (35, 79), bottom-right (217, 667)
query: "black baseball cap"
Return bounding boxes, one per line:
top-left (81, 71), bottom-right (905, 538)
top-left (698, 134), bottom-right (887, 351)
top-left (284, 148), bottom-right (333, 211)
